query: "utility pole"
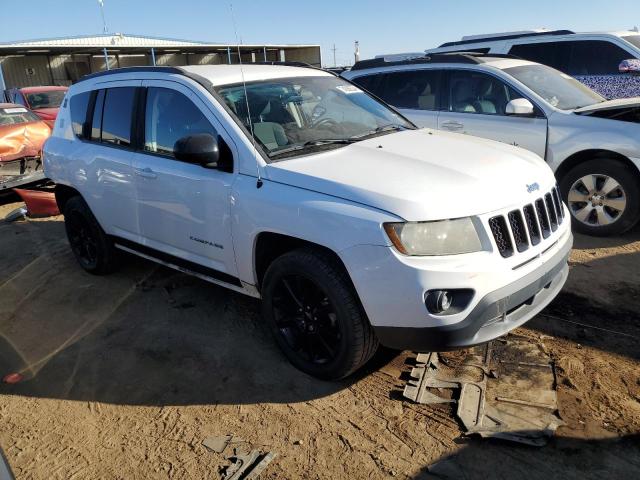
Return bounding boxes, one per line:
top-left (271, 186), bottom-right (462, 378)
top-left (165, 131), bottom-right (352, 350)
top-left (97, 0), bottom-right (108, 34)
top-left (354, 40), bottom-right (360, 64)
top-left (331, 44), bottom-right (337, 67)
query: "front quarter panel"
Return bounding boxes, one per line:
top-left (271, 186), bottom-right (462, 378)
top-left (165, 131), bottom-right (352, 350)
top-left (231, 174), bottom-right (399, 285)
top-left (546, 111), bottom-right (640, 174)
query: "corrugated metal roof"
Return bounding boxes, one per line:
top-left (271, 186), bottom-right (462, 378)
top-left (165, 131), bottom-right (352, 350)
top-left (0, 33), bottom-right (318, 49)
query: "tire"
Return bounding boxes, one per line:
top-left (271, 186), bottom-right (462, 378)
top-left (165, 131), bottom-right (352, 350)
top-left (261, 247), bottom-right (378, 380)
top-left (63, 196), bottom-right (119, 274)
top-left (559, 159), bottom-right (640, 237)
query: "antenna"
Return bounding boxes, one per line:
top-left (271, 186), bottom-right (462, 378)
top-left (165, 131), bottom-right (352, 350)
top-left (97, 0), bottom-right (108, 34)
top-left (229, 2), bottom-right (263, 188)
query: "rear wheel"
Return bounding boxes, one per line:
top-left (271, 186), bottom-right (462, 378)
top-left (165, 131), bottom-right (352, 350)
top-left (261, 248), bottom-right (378, 380)
top-left (63, 196), bottom-right (118, 274)
top-left (559, 159), bottom-right (640, 236)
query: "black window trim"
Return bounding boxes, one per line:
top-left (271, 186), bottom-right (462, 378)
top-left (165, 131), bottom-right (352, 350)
top-left (443, 67), bottom-right (547, 119)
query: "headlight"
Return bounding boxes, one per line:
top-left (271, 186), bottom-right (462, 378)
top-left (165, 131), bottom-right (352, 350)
top-left (384, 218), bottom-right (482, 256)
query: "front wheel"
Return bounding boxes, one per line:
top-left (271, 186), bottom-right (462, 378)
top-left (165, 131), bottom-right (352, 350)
top-left (559, 159), bottom-right (640, 236)
top-left (261, 248), bottom-right (378, 380)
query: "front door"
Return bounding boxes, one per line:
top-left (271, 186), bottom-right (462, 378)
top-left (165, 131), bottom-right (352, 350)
top-left (437, 69), bottom-right (548, 158)
top-left (132, 80), bottom-right (238, 279)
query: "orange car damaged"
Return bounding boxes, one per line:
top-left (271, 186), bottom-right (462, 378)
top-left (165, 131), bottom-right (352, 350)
top-left (0, 103), bottom-right (51, 188)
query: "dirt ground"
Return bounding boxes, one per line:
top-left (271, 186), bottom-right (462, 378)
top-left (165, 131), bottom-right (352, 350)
top-left (0, 198), bottom-right (639, 480)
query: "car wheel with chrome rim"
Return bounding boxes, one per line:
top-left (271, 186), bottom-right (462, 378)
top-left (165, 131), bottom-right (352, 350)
top-left (560, 159), bottom-right (640, 236)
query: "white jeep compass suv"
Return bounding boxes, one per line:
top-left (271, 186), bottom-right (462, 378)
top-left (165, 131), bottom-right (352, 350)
top-left (43, 65), bottom-right (572, 379)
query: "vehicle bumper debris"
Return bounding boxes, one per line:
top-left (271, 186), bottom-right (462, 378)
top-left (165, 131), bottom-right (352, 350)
top-left (403, 336), bottom-right (563, 446)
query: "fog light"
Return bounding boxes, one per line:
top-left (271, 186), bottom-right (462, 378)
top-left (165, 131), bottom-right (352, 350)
top-left (426, 290), bottom-right (453, 314)
top-left (424, 288), bottom-right (475, 316)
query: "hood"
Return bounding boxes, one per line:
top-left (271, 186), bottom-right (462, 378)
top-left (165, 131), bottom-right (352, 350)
top-left (0, 121), bottom-right (51, 163)
top-left (574, 98), bottom-right (640, 124)
top-left (266, 129), bottom-right (556, 221)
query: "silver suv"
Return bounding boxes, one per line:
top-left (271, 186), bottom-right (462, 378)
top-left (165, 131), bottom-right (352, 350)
top-left (343, 54), bottom-right (640, 236)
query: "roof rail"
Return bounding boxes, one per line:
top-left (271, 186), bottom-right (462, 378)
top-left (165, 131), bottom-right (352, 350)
top-left (438, 29), bottom-right (575, 48)
top-left (350, 52), bottom-right (521, 71)
top-left (75, 66), bottom-right (184, 84)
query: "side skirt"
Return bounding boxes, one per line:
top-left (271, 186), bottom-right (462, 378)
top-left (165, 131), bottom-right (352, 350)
top-left (112, 238), bottom-right (260, 299)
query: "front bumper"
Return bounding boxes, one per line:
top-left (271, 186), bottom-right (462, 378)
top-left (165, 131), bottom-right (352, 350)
top-left (373, 240), bottom-right (570, 351)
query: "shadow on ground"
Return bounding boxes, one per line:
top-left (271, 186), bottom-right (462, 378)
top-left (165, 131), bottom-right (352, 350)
top-left (0, 218), bottom-right (399, 407)
top-left (413, 433), bottom-right (640, 479)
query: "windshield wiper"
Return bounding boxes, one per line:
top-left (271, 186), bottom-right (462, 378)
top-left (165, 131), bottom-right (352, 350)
top-left (349, 124), bottom-right (413, 140)
top-left (268, 138), bottom-right (355, 158)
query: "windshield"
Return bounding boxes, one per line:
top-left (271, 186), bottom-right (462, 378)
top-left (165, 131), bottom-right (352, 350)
top-left (622, 34), bottom-right (640, 50)
top-left (504, 64), bottom-right (605, 110)
top-left (0, 106), bottom-right (41, 126)
top-left (25, 90), bottom-right (66, 109)
top-left (215, 76), bottom-right (414, 160)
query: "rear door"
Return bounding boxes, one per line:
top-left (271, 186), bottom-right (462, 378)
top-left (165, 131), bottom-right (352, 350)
top-left (350, 69), bottom-right (442, 128)
top-left (132, 79), bottom-right (238, 279)
top-left (72, 82), bottom-right (141, 240)
top-left (437, 69), bottom-right (548, 158)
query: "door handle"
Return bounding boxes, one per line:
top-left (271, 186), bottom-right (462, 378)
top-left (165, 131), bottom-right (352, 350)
top-left (441, 121), bottom-right (464, 131)
top-left (135, 167), bottom-right (157, 179)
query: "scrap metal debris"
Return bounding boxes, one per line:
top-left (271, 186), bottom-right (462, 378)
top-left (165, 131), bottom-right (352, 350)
top-left (202, 434), bottom-right (276, 480)
top-left (203, 435), bottom-right (233, 453)
top-left (222, 450), bottom-right (277, 480)
top-left (3, 206), bottom-right (27, 223)
top-left (404, 336), bottom-right (562, 446)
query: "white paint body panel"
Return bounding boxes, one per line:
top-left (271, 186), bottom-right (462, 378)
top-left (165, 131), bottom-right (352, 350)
top-left (44, 65), bottom-right (569, 336)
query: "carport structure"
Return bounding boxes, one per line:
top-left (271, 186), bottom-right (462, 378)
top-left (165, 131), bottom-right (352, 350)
top-left (0, 33), bottom-right (322, 90)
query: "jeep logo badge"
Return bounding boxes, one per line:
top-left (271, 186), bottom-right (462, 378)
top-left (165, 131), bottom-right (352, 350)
top-left (526, 183), bottom-right (540, 193)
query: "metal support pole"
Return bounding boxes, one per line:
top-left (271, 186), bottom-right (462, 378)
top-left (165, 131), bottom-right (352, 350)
top-left (151, 47), bottom-right (156, 66)
top-left (227, 47), bottom-right (232, 64)
top-left (0, 59), bottom-right (6, 92)
top-left (263, 46), bottom-right (267, 61)
top-left (103, 47), bottom-right (110, 70)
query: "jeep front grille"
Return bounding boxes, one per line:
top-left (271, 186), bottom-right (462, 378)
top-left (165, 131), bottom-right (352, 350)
top-left (488, 186), bottom-right (564, 259)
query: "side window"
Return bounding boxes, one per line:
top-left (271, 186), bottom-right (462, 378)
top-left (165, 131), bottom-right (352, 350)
top-left (69, 91), bottom-right (91, 138)
top-left (448, 70), bottom-right (524, 115)
top-left (509, 42), bottom-right (572, 71)
top-left (378, 70), bottom-right (441, 110)
top-left (144, 87), bottom-right (217, 158)
top-left (566, 40), bottom-right (631, 75)
top-left (12, 92), bottom-right (27, 107)
top-left (101, 87), bottom-right (136, 147)
top-left (350, 74), bottom-right (385, 98)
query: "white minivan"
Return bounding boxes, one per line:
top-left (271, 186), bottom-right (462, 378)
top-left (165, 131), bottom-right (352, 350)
top-left (44, 65), bottom-right (572, 379)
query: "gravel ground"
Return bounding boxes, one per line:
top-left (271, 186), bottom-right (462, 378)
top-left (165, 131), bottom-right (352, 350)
top-left (0, 200), bottom-right (639, 480)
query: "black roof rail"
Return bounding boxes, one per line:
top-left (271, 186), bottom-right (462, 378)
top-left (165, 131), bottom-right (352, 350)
top-left (438, 29), bottom-right (575, 48)
top-left (75, 66), bottom-right (184, 84)
top-left (350, 52), bottom-right (522, 71)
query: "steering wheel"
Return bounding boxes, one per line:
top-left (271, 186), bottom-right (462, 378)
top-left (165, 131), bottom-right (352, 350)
top-left (313, 117), bottom-right (339, 129)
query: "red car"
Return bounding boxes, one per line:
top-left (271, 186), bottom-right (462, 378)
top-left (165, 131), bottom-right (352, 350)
top-left (6, 86), bottom-right (68, 128)
top-left (0, 103), bottom-right (51, 191)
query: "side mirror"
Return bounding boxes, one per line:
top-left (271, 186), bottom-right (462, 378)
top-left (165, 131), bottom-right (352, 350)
top-left (505, 98), bottom-right (535, 116)
top-left (619, 59), bottom-right (640, 74)
top-left (174, 133), bottom-right (219, 168)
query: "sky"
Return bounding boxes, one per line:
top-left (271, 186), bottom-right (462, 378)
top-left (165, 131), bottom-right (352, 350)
top-left (1, 0), bottom-right (639, 66)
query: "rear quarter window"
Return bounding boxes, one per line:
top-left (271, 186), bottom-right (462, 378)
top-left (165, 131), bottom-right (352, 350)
top-left (70, 91), bottom-right (91, 138)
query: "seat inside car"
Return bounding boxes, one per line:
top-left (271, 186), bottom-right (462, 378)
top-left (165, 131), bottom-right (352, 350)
top-left (418, 83), bottom-right (436, 110)
top-left (451, 79), bottom-right (476, 112)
